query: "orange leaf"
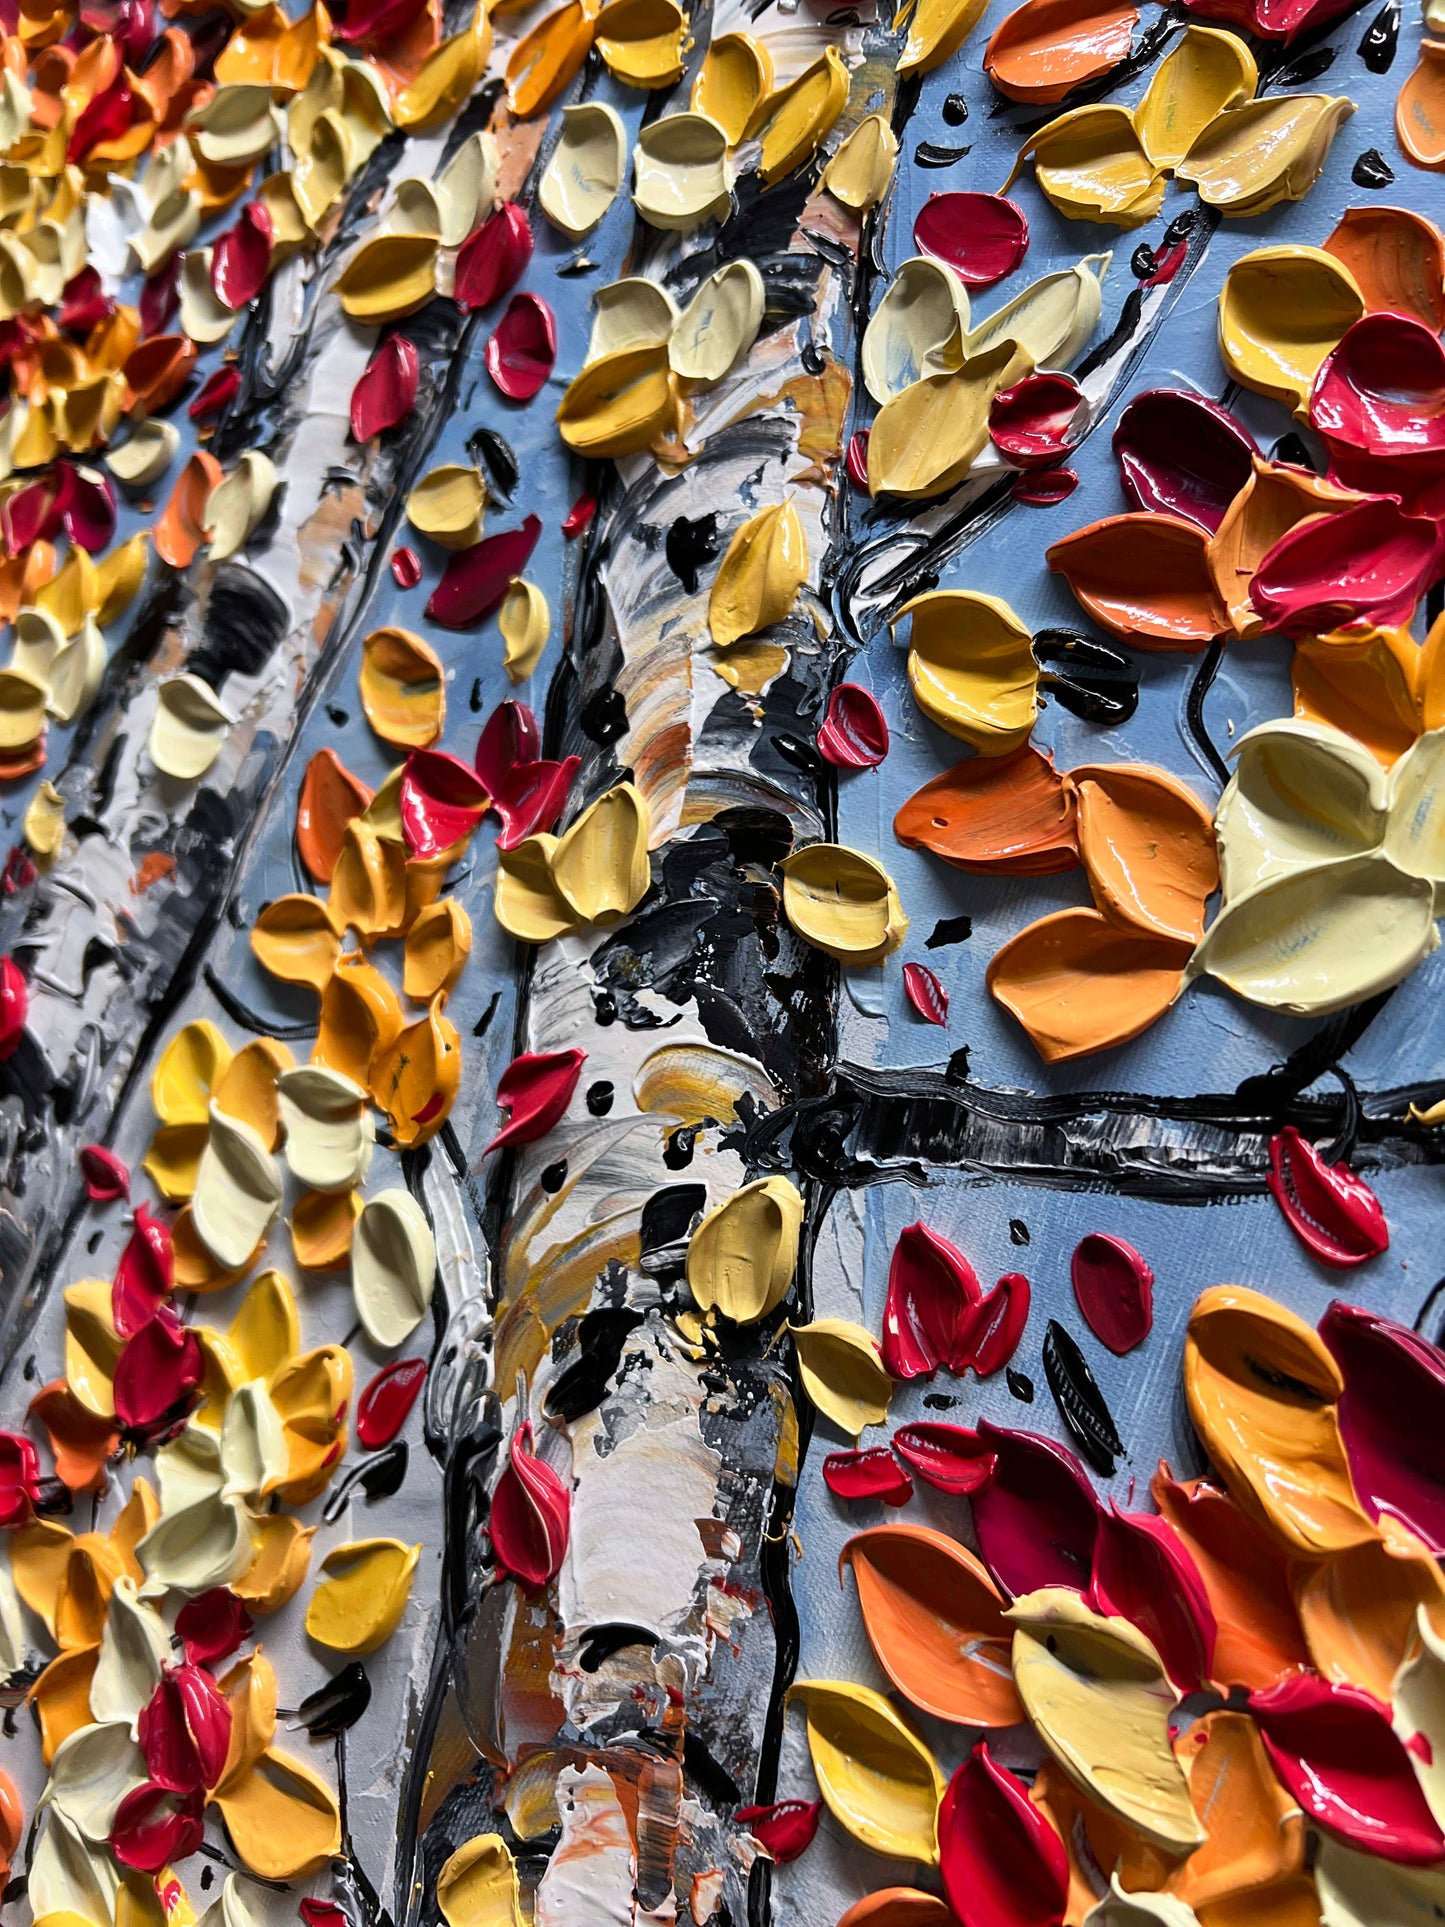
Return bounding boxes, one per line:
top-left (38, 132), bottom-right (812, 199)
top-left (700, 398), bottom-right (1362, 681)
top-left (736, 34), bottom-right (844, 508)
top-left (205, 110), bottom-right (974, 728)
top-left (1047, 512), bottom-right (1227, 650)
top-left (893, 742), bottom-right (1079, 876)
top-left (986, 907), bottom-right (1189, 1062)
top-left (842, 1523), bottom-right (1024, 1727)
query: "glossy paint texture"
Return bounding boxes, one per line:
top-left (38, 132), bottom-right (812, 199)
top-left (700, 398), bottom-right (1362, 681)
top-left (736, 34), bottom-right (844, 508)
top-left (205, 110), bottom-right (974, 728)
top-left (893, 744), bottom-right (1080, 877)
top-left (1322, 1302), bottom-right (1445, 1554)
top-left (1112, 389), bottom-right (1257, 530)
top-left (970, 1420), bottom-right (1100, 1595)
top-left (938, 1742), bottom-right (1070, 1927)
top-left (1266, 1127), bottom-right (1389, 1267)
top-left (1071, 1234), bottom-right (1154, 1353)
top-left (914, 191), bottom-right (1031, 286)
top-left (842, 1524), bottom-right (1024, 1725)
top-left (1250, 1676), bottom-right (1445, 1863)
top-left (1184, 1285), bottom-right (1374, 1555)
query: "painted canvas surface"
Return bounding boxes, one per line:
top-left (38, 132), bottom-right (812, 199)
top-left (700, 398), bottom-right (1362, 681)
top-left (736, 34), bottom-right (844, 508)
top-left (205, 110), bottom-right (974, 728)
top-left (0, 0), bottom-right (1443, 1923)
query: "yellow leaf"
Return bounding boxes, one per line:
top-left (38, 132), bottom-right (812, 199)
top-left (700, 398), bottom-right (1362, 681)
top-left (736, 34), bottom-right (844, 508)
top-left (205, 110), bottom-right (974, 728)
top-left (707, 500), bottom-right (807, 646)
top-left (789, 1316), bottom-right (894, 1431)
top-left (686, 1177), bottom-right (803, 1323)
top-left (786, 1679), bottom-right (943, 1860)
top-left (895, 588), bottom-right (1038, 753)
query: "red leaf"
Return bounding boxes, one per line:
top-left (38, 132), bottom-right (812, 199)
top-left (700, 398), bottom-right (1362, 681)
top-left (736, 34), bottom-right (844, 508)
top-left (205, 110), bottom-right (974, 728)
top-left (56, 463), bottom-right (118, 553)
top-left (139, 1662), bottom-right (232, 1792)
top-left (110, 1783), bottom-right (205, 1874)
top-left (350, 334), bottom-right (420, 443)
top-left (970, 1420), bottom-right (1100, 1597)
top-left (491, 1420), bottom-right (569, 1589)
top-left (1250, 497), bottom-right (1442, 634)
top-left (1070, 1232), bottom-right (1153, 1353)
top-left (822, 1446), bottom-right (913, 1505)
top-left (474, 699), bottom-right (540, 793)
top-left (454, 206), bottom-right (533, 313)
top-left (112, 1203), bottom-right (174, 1337)
top-left (1090, 1503), bottom-right (1216, 1692)
top-left (492, 755), bottom-right (578, 849)
top-left (69, 78), bottom-right (133, 163)
top-left (113, 1309), bottom-right (201, 1437)
top-left (0, 955), bottom-right (27, 1059)
top-left (1012, 467), bottom-right (1078, 507)
top-left (140, 255), bottom-right (182, 337)
top-left (399, 749), bottom-right (489, 858)
top-left (426, 515), bottom-right (542, 629)
top-left (1249, 1676), bottom-right (1445, 1863)
top-left (300, 1904), bottom-right (349, 1927)
top-left (357, 1358), bottom-right (427, 1449)
top-left (486, 292), bottom-right (557, 402)
top-left (892, 1421), bottom-right (995, 1495)
top-left (562, 493), bottom-right (596, 539)
top-left (60, 267), bottom-right (113, 334)
top-left (1322, 1301), bottom-right (1445, 1556)
top-left (989, 373), bottom-right (1085, 469)
top-left (188, 366), bottom-right (242, 422)
top-left (1311, 311), bottom-right (1445, 469)
top-left (0, 1429), bottom-right (40, 1529)
top-left (914, 192), bottom-right (1030, 288)
top-left (902, 961), bottom-right (948, 1026)
top-left (1268, 1127), bottom-right (1389, 1268)
top-left (881, 1222), bottom-right (981, 1379)
top-left (330, 0), bottom-right (428, 42)
top-left (4, 478), bottom-right (63, 554)
top-left (955, 1271), bottom-right (1030, 1377)
top-left (391, 544), bottom-right (422, 588)
top-left (474, 700), bottom-right (575, 845)
top-left (175, 1588), bottom-right (252, 1667)
top-left (211, 202), bottom-right (274, 310)
top-left (845, 430), bottom-right (870, 491)
top-left (938, 1742), bottom-right (1068, 1927)
top-left (80, 1144), bottom-right (131, 1203)
top-left (1113, 390), bottom-right (1257, 531)
top-left (486, 1048), bottom-right (586, 1152)
top-left (818, 683), bottom-right (889, 768)
top-left (736, 1799), bottom-right (823, 1864)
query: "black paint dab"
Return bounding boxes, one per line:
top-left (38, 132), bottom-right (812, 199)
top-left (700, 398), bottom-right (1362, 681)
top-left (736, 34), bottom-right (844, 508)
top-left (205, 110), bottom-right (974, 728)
top-left (1042, 1320), bottom-right (1125, 1477)
top-left (1033, 629), bottom-right (1139, 726)
top-left (771, 732), bottom-right (824, 774)
top-left (468, 426), bottom-right (518, 503)
top-left (1130, 243), bottom-right (1157, 280)
top-left (665, 513), bottom-right (721, 594)
top-left (1010, 1219), bottom-right (1030, 1245)
top-left (1007, 1368), bottom-right (1035, 1403)
top-left (541, 1159), bottom-right (567, 1193)
top-left (926, 915), bottom-right (973, 949)
top-left (585, 1080), bottom-right (615, 1116)
top-left (579, 1623), bottom-right (657, 1671)
top-left (580, 684), bottom-right (629, 745)
top-left (1353, 147), bottom-right (1395, 187)
top-left (1270, 43), bottom-right (1335, 85)
top-left (1358, 0), bottom-right (1399, 72)
top-left (327, 704), bottom-right (348, 727)
top-left (546, 1308), bottom-right (646, 1422)
top-left (1271, 432), bottom-right (1317, 472)
top-left (942, 93), bottom-right (969, 124)
top-left (322, 1440), bottom-right (409, 1522)
top-left (916, 141), bottom-right (970, 167)
top-left (295, 1662), bottom-right (372, 1738)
